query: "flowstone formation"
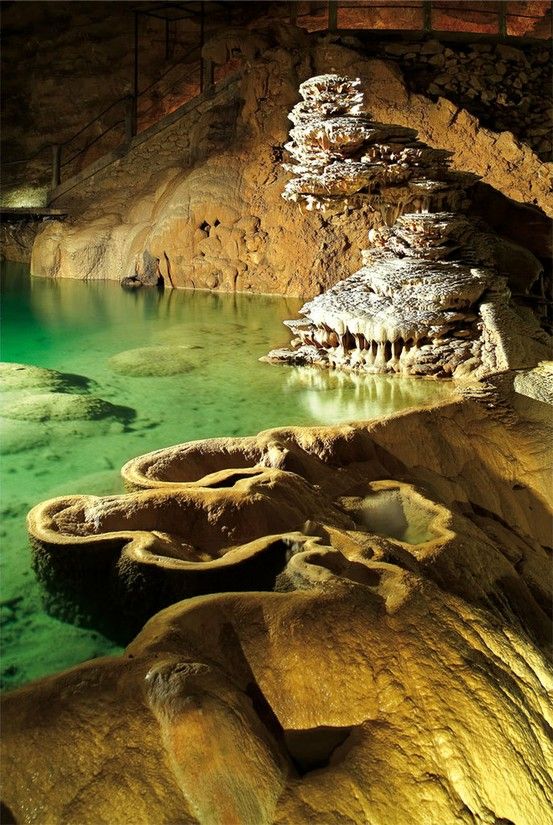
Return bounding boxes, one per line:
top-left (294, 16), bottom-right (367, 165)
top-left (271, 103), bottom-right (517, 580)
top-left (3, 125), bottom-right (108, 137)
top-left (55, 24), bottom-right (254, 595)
top-left (267, 75), bottom-right (551, 378)
top-left (3, 387), bottom-right (553, 824)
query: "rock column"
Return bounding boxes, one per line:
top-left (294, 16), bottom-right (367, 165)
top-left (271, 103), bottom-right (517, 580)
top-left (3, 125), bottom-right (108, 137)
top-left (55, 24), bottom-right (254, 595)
top-left (267, 74), bottom-right (550, 379)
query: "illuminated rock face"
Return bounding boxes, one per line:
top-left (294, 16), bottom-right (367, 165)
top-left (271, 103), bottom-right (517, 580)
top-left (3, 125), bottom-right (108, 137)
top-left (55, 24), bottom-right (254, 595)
top-left (3, 389), bottom-right (553, 823)
top-left (269, 74), bottom-right (551, 378)
top-left (27, 51), bottom-right (552, 296)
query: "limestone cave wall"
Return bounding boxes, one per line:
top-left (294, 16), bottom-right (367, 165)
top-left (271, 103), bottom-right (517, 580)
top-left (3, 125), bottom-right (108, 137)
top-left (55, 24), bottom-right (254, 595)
top-left (26, 31), bottom-right (552, 301)
top-left (2, 2), bottom-right (550, 206)
top-left (382, 38), bottom-right (552, 161)
top-left (2, 7), bottom-right (552, 299)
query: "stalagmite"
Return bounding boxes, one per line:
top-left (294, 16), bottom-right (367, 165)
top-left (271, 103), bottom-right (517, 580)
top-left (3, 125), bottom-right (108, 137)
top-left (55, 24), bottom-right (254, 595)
top-left (266, 75), bottom-right (551, 379)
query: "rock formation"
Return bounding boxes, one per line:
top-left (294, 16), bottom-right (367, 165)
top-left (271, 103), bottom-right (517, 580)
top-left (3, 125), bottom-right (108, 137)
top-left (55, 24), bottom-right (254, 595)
top-left (384, 39), bottom-right (553, 162)
top-left (25, 40), bottom-right (553, 298)
top-left (2, 30), bottom-right (553, 825)
top-left (0, 362), bottom-right (134, 455)
top-left (514, 360), bottom-right (553, 404)
top-left (267, 75), bottom-right (551, 378)
top-left (3, 383), bottom-right (553, 823)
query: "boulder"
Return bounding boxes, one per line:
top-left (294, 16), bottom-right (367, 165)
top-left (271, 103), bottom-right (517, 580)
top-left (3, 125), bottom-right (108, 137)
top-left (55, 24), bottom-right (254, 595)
top-left (107, 346), bottom-right (195, 377)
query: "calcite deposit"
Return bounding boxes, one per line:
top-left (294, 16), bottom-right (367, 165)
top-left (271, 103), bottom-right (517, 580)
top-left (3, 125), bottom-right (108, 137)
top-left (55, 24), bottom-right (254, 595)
top-left (267, 75), bottom-right (551, 378)
top-left (108, 346), bottom-right (195, 377)
top-left (26, 39), bottom-right (552, 297)
top-left (3, 385), bottom-right (553, 824)
top-left (0, 362), bottom-right (134, 455)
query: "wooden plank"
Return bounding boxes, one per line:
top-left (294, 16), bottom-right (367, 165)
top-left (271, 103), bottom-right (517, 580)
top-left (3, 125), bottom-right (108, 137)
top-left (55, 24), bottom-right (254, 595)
top-left (328, 0), bottom-right (338, 32)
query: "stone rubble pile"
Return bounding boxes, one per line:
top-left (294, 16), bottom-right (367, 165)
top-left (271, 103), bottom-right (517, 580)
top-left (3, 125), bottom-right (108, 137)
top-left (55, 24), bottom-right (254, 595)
top-left (267, 74), bottom-right (551, 379)
top-left (383, 40), bottom-right (552, 161)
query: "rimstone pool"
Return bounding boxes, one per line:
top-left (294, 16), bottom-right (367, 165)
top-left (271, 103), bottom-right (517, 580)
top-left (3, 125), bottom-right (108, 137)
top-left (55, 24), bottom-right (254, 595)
top-left (0, 263), bottom-right (452, 689)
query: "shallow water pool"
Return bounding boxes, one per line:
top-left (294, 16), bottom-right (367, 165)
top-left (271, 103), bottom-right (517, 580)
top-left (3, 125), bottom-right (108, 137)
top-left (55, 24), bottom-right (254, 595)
top-left (0, 263), bottom-right (452, 689)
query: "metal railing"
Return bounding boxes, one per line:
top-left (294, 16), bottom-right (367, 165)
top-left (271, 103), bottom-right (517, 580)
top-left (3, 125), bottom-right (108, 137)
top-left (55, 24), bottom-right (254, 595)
top-left (296, 0), bottom-right (551, 37)
top-left (4, 0), bottom-right (550, 197)
top-left (49, 42), bottom-right (209, 188)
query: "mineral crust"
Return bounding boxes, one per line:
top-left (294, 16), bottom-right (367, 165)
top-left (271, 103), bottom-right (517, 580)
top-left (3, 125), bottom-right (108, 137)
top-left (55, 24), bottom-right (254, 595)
top-left (268, 74), bottom-right (551, 379)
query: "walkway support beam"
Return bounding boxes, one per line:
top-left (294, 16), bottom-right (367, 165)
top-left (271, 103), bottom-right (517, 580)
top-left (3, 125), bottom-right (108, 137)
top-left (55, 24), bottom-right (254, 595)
top-left (423, 1), bottom-right (432, 33)
top-left (125, 96), bottom-right (135, 143)
top-left (202, 58), bottom-right (214, 94)
top-left (289, 1), bottom-right (298, 26)
top-left (132, 11), bottom-right (139, 137)
top-left (499, 1), bottom-right (507, 38)
top-left (51, 144), bottom-right (61, 189)
top-left (328, 0), bottom-right (338, 32)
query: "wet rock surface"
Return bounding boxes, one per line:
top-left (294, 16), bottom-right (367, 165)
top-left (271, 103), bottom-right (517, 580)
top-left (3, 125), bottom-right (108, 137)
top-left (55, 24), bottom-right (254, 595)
top-left (3, 384), bottom-right (553, 824)
top-left (108, 346), bottom-right (195, 378)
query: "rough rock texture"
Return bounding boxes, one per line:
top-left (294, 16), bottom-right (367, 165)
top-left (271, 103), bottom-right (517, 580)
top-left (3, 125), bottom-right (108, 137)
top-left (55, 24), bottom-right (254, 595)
top-left (514, 361), bottom-right (553, 404)
top-left (266, 75), bottom-right (551, 378)
top-left (383, 39), bottom-right (552, 161)
top-left (28, 33), bottom-right (553, 298)
top-left (281, 74), bottom-right (462, 214)
top-left (0, 220), bottom-right (39, 263)
top-left (312, 46), bottom-right (553, 216)
top-left (3, 385), bottom-right (553, 824)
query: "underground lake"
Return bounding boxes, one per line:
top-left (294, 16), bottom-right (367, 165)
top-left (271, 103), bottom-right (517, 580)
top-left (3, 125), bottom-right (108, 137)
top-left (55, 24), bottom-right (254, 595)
top-left (0, 262), bottom-right (454, 689)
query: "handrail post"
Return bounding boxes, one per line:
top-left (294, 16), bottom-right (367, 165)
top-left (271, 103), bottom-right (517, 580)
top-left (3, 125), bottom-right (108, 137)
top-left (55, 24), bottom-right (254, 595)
top-left (423, 0), bottom-right (432, 33)
top-left (289, 1), bottom-right (298, 26)
top-left (51, 144), bottom-right (61, 189)
top-left (133, 11), bottom-right (139, 135)
top-left (125, 95), bottom-right (136, 142)
top-left (200, 0), bottom-right (205, 92)
top-left (498, 1), bottom-right (507, 38)
top-left (328, 0), bottom-right (338, 32)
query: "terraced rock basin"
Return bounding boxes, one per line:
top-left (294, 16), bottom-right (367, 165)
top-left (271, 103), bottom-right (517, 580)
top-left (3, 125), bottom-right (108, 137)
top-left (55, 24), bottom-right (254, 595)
top-left (28, 469), bottom-right (354, 636)
top-left (346, 483), bottom-right (447, 545)
top-left (1, 263), bottom-right (452, 688)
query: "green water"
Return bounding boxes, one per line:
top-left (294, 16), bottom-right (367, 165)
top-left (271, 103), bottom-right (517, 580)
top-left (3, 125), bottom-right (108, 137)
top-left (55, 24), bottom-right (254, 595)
top-left (0, 263), bottom-right (452, 689)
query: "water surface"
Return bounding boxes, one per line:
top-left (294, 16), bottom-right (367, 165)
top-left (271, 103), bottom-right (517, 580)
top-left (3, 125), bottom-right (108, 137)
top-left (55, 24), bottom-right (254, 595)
top-left (0, 263), bottom-right (452, 688)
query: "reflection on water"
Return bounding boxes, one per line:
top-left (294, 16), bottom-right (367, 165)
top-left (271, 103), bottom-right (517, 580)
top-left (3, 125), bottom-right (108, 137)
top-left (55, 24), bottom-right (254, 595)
top-left (286, 367), bottom-right (450, 422)
top-left (0, 263), bottom-right (454, 689)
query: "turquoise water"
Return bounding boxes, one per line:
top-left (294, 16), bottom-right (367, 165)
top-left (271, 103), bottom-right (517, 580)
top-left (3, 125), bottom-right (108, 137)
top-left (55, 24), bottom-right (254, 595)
top-left (0, 263), bottom-right (452, 689)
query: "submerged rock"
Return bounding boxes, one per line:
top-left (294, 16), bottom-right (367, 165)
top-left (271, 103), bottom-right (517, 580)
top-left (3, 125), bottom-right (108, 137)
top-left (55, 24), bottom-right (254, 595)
top-left (108, 346), bottom-right (195, 377)
top-left (0, 362), bottom-right (134, 450)
top-left (0, 418), bottom-right (50, 454)
top-left (2, 392), bottom-right (132, 423)
top-left (0, 417), bottom-right (127, 455)
top-left (0, 362), bottom-right (92, 393)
